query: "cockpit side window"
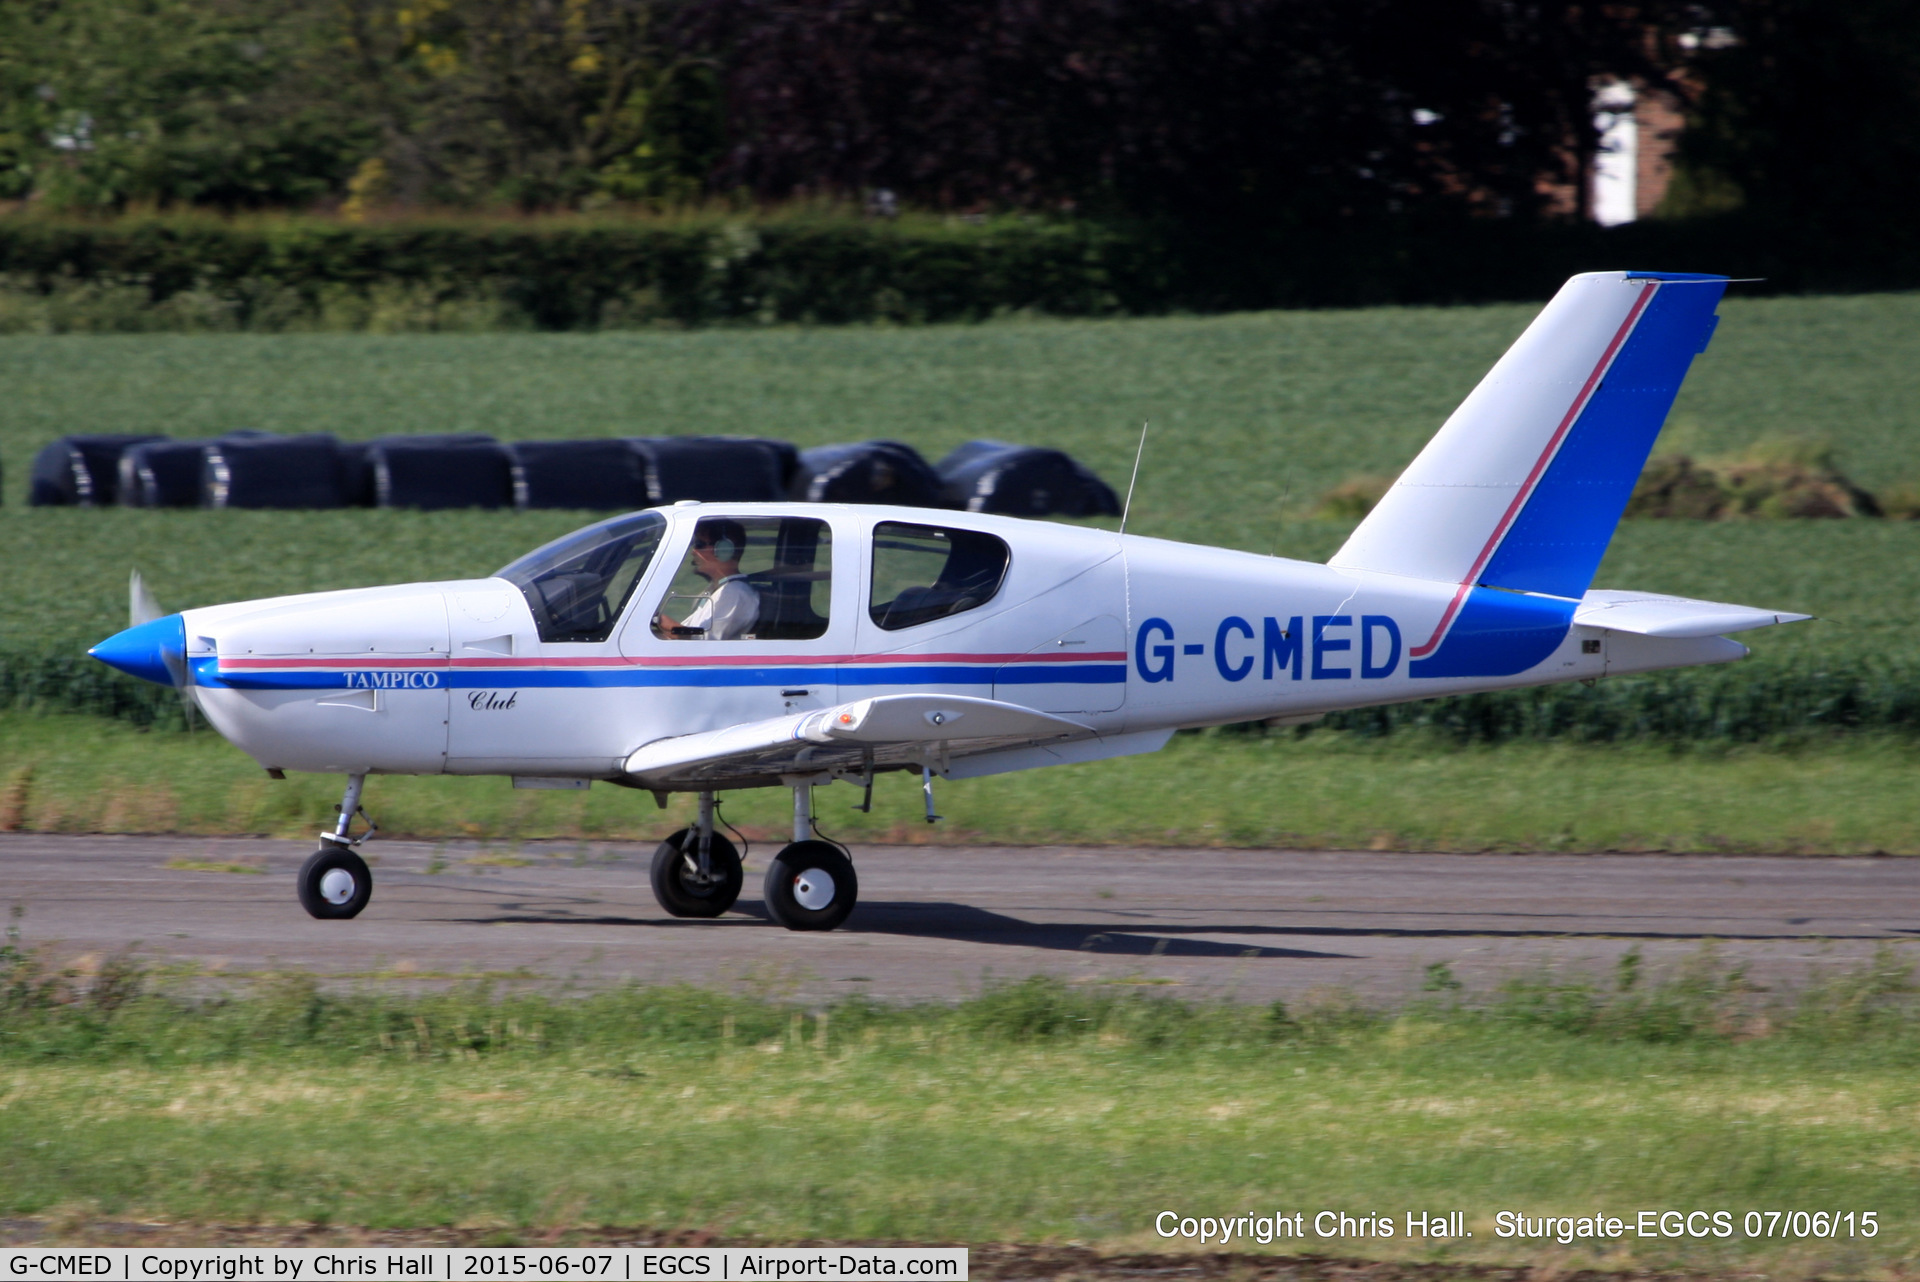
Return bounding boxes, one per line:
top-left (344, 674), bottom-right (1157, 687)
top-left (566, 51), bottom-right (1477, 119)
top-left (869, 522), bottom-right (1010, 631)
top-left (496, 511), bottom-right (666, 643)
top-left (652, 516), bottom-right (833, 641)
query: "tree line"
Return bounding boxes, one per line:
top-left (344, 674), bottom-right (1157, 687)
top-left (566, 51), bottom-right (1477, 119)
top-left (0, 0), bottom-right (1914, 245)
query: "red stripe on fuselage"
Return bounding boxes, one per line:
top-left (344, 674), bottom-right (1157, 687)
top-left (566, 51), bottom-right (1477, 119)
top-left (218, 651), bottom-right (1128, 671)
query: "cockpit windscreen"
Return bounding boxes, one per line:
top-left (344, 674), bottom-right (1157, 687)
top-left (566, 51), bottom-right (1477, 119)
top-left (496, 511), bottom-right (666, 643)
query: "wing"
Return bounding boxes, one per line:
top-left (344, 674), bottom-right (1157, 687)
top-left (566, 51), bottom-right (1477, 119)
top-left (622, 693), bottom-right (1095, 790)
top-left (1575, 589), bottom-right (1812, 639)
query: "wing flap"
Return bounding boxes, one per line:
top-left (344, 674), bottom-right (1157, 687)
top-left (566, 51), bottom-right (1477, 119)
top-left (623, 694), bottom-right (1091, 789)
top-left (1575, 589), bottom-right (1812, 639)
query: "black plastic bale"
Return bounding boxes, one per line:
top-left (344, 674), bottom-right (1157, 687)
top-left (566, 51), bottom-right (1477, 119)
top-left (368, 435), bottom-right (513, 510)
top-left (633, 436), bottom-right (798, 504)
top-left (341, 434), bottom-right (497, 508)
top-left (203, 433), bottom-right (350, 509)
top-left (791, 440), bottom-right (948, 507)
top-left (117, 432), bottom-right (275, 507)
top-left (509, 439), bottom-right (651, 510)
top-left (335, 441), bottom-right (372, 506)
top-left (119, 440), bottom-right (214, 507)
top-left (937, 440), bottom-right (1122, 517)
top-left (28, 434), bottom-right (166, 506)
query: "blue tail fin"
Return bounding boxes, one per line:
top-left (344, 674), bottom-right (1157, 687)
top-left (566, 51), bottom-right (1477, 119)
top-left (1331, 270), bottom-right (1728, 678)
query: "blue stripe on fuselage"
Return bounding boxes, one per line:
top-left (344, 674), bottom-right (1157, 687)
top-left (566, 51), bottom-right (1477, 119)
top-left (1407, 588), bottom-right (1575, 679)
top-left (194, 659), bottom-right (1127, 692)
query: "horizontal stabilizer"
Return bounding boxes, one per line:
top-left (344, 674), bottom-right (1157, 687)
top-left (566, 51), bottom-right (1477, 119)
top-left (624, 694), bottom-right (1090, 789)
top-left (1575, 589), bottom-right (1812, 639)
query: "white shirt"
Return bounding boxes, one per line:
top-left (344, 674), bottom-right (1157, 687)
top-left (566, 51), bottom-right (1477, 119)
top-left (683, 574), bottom-right (760, 640)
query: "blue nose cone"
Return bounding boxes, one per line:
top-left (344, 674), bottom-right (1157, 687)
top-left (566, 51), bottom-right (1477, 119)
top-left (89, 613), bottom-right (187, 686)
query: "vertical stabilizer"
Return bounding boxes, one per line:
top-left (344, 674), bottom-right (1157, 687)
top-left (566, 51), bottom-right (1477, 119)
top-left (1329, 271), bottom-right (1725, 678)
top-left (1331, 270), bottom-right (1725, 599)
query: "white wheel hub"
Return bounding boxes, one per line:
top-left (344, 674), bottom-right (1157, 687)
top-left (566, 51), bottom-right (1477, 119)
top-left (319, 867), bottom-right (358, 905)
top-left (792, 868), bottom-right (836, 911)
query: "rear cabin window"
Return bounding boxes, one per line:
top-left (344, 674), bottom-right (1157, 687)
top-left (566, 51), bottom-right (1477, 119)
top-left (869, 522), bottom-right (1010, 631)
top-left (652, 516), bottom-right (832, 641)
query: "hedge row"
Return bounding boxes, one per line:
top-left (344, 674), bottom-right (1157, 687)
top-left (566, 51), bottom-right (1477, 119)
top-left (1308, 659), bottom-right (1920, 744)
top-left (2, 210), bottom-right (1917, 331)
top-left (0, 214), bottom-right (1148, 329)
top-left (8, 642), bottom-right (1918, 743)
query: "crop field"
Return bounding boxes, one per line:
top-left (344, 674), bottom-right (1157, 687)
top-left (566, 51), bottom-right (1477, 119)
top-left (1, 292), bottom-right (1917, 846)
top-left (3, 290), bottom-right (1918, 653)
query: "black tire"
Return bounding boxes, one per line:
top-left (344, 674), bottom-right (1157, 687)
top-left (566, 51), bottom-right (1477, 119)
top-left (762, 840), bottom-right (858, 932)
top-left (650, 828), bottom-right (743, 918)
top-left (297, 845), bottom-right (372, 920)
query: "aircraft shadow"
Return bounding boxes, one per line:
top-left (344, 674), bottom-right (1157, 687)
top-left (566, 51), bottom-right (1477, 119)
top-left (838, 900), bottom-right (1358, 958)
top-left (451, 895), bottom-right (1353, 959)
top-left (837, 904), bottom-right (1906, 948)
top-left (433, 888), bottom-right (1903, 949)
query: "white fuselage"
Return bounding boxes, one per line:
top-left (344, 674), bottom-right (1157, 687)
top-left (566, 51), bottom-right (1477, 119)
top-left (178, 503), bottom-right (1740, 781)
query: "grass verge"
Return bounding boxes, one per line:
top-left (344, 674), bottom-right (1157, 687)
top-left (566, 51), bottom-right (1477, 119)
top-left (1, 942), bottom-right (1918, 1272)
top-left (3, 711), bottom-right (1919, 853)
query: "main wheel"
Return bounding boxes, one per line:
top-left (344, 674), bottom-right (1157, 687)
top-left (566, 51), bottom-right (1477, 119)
top-left (297, 845), bottom-right (372, 919)
top-left (650, 828), bottom-right (743, 918)
top-left (762, 840), bottom-right (858, 932)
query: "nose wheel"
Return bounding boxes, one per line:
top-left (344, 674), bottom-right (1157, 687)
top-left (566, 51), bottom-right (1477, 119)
top-left (650, 827), bottom-right (743, 917)
top-left (298, 772), bottom-right (376, 919)
top-left (298, 845), bottom-right (372, 919)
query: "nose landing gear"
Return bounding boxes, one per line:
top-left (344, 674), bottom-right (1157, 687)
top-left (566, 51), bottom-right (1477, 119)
top-left (650, 791), bottom-right (744, 917)
top-left (297, 845), bottom-right (373, 919)
top-left (298, 772), bottom-right (376, 920)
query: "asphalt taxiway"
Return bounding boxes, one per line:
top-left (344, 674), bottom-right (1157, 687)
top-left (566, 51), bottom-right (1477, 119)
top-left (4, 833), bottom-right (1915, 1004)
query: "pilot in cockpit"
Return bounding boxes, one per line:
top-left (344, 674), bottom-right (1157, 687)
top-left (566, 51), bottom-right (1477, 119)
top-left (656, 519), bottom-right (761, 640)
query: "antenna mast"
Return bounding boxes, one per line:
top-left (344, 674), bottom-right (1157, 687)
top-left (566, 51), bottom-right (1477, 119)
top-left (1119, 420), bottom-right (1149, 535)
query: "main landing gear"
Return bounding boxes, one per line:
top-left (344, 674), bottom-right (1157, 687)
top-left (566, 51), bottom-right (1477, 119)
top-left (644, 784), bottom-right (859, 932)
top-left (297, 772), bottom-right (376, 920)
top-left (763, 784), bottom-right (858, 932)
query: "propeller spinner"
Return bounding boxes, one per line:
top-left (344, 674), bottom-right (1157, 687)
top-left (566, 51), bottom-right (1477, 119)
top-left (88, 571), bottom-right (199, 725)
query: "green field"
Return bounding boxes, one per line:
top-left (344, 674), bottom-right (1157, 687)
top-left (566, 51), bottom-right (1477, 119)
top-left (2, 294), bottom-right (1917, 847)
top-left (3, 509), bottom-right (1915, 664)
top-left (4, 959), bottom-right (1919, 1269)
top-left (4, 290), bottom-right (1918, 651)
top-left (3, 293), bottom-right (1918, 654)
top-left (6, 291), bottom-right (1920, 516)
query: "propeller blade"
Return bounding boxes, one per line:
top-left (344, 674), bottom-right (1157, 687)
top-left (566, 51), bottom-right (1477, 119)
top-left (130, 570), bottom-right (164, 627)
top-left (129, 570), bottom-right (199, 729)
